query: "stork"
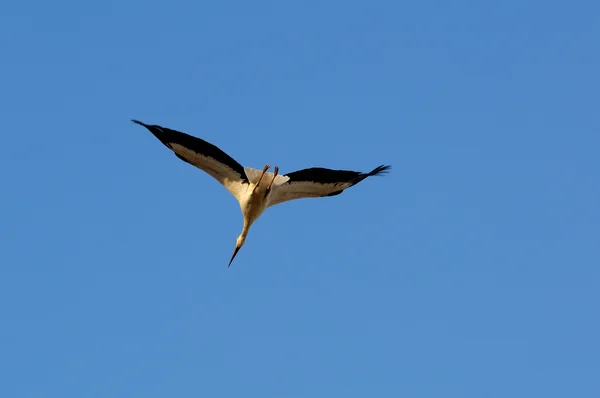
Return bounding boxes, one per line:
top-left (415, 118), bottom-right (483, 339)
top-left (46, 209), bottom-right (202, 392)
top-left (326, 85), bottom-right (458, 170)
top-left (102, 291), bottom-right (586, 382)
top-left (131, 120), bottom-right (391, 267)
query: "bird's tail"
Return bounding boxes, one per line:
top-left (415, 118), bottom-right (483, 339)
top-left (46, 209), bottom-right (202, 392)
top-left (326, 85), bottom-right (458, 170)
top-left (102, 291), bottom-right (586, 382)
top-left (244, 167), bottom-right (290, 186)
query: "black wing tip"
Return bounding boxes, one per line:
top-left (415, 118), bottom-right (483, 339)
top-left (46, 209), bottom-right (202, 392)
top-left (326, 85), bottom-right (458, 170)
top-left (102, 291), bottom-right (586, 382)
top-left (350, 164), bottom-right (391, 185)
top-left (368, 165), bottom-right (391, 176)
top-left (131, 119), bottom-right (169, 145)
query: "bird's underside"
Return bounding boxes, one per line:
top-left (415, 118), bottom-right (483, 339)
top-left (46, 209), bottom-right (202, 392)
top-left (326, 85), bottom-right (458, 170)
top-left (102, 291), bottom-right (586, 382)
top-left (131, 119), bottom-right (391, 267)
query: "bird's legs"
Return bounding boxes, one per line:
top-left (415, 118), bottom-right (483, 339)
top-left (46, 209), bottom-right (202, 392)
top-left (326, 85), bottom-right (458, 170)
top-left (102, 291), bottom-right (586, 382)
top-left (265, 166), bottom-right (279, 197)
top-left (252, 164), bottom-right (271, 194)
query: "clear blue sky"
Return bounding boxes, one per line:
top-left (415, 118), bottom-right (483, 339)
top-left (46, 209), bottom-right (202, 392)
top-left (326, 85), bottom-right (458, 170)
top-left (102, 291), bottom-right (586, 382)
top-left (1, 0), bottom-right (598, 397)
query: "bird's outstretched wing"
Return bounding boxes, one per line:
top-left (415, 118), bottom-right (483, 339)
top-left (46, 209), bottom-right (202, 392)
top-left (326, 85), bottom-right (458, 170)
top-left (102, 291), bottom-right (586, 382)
top-left (268, 165), bottom-right (391, 207)
top-left (132, 120), bottom-right (249, 200)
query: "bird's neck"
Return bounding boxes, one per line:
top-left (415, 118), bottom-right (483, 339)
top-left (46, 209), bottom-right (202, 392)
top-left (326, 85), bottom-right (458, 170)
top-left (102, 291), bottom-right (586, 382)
top-left (241, 219), bottom-right (252, 238)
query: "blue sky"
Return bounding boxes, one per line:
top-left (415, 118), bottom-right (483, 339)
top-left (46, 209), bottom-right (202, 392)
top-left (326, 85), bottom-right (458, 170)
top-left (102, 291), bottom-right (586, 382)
top-left (1, 0), bottom-right (598, 396)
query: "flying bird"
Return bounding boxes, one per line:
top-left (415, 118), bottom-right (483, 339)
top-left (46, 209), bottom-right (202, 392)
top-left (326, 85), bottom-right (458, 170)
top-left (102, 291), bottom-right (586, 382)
top-left (132, 119), bottom-right (391, 267)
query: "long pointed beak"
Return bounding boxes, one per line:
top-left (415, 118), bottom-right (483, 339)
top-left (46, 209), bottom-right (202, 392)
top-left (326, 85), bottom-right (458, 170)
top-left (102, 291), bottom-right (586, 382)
top-left (228, 247), bottom-right (240, 268)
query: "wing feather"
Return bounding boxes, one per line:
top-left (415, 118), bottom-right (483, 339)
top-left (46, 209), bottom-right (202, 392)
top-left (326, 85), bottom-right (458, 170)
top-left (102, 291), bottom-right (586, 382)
top-left (132, 120), bottom-right (249, 200)
top-left (268, 165), bottom-right (390, 207)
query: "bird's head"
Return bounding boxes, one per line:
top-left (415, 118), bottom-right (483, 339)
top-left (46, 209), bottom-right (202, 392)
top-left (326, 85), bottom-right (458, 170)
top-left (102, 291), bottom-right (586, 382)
top-left (228, 235), bottom-right (246, 268)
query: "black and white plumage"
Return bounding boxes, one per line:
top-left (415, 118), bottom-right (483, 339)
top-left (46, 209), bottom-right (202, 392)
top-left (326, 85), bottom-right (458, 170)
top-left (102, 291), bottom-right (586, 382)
top-left (132, 120), bottom-right (391, 267)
